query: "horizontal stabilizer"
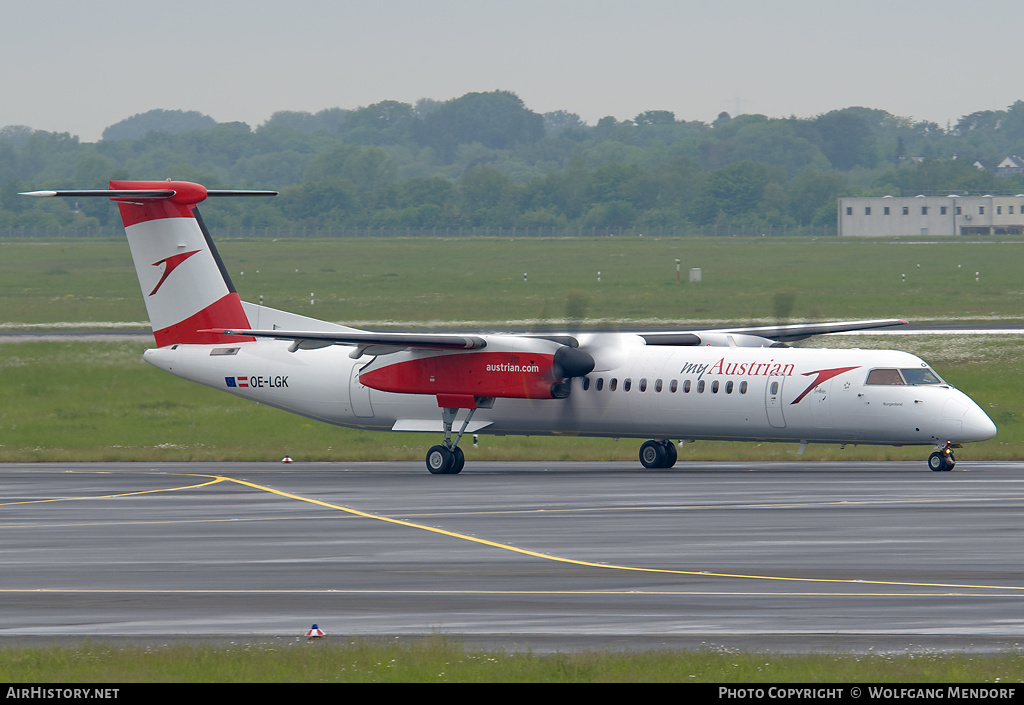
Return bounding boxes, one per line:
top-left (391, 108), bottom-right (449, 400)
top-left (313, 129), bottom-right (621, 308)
top-left (20, 185), bottom-right (277, 204)
top-left (21, 189), bottom-right (177, 199)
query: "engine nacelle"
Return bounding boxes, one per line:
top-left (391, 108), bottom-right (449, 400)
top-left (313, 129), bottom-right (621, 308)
top-left (359, 350), bottom-right (559, 399)
top-left (358, 338), bottom-right (597, 401)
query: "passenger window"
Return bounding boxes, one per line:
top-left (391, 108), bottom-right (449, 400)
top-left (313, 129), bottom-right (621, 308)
top-left (726, 381), bottom-right (734, 394)
top-left (683, 380), bottom-right (690, 393)
top-left (655, 379), bottom-right (663, 392)
top-left (670, 380), bottom-right (677, 393)
top-left (639, 378), bottom-right (647, 392)
top-left (623, 378), bottom-right (631, 392)
top-left (697, 380), bottom-right (706, 393)
top-left (866, 369), bottom-right (905, 385)
top-left (610, 378), bottom-right (618, 392)
top-left (739, 381), bottom-right (748, 394)
top-left (582, 377), bottom-right (590, 391)
top-left (711, 380), bottom-right (719, 394)
top-left (596, 378), bottom-right (604, 391)
top-left (770, 381), bottom-right (779, 395)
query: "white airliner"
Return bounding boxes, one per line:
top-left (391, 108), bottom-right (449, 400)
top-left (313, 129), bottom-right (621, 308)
top-left (23, 181), bottom-right (997, 473)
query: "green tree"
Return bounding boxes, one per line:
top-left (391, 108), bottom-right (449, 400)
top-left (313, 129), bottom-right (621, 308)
top-left (304, 145), bottom-right (397, 201)
top-left (586, 162), bottom-right (653, 212)
top-left (279, 177), bottom-right (359, 226)
top-left (692, 161), bottom-right (772, 224)
top-left (343, 101), bottom-right (416, 145)
top-left (460, 165), bottom-right (519, 224)
top-left (787, 168), bottom-right (847, 225)
top-left (634, 110), bottom-right (676, 126)
top-left (806, 109), bottom-right (880, 171)
top-left (416, 91), bottom-right (544, 161)
top-left (102, 109), bottom-right (217, 141)
top-left (543, 110), bottom-right (586, 135)
top-left (878, 159), bottom-right (1002, 196)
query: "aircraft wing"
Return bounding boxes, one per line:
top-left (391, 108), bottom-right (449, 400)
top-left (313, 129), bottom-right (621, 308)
top-left (204, 318), bottom-right (907, 356)
top-left (714, 318), bottom-right (908, 342)
top-left (201, 327), bottom-right (487, 357)
top-left (641, 318), bottom-right (908, 346)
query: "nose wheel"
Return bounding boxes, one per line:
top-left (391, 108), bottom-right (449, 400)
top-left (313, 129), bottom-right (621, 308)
top-left (928, 444), bottom-right (956, 472)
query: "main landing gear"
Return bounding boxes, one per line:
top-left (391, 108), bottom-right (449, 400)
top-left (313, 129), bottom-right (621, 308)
top-left (425, 406), bottom-right (476, 474)
top-left (426, 444), bottom-right (465, 475)
top-left (928, 442), bottom-right (957, 472)
top-left (639, 439), bottom-right (678, 469)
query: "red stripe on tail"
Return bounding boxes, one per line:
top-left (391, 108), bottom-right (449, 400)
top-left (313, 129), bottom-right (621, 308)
top-left (153, 293), bottom-right (255, 347)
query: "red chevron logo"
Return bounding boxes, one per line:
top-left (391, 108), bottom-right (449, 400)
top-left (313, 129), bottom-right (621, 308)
top-left (791, 366), bottom-right (859, 405)
top-left (150, 250), bottom-right (200, 296)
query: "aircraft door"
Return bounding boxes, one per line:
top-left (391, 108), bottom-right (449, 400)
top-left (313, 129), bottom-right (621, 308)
top-left (350, 365), bottom-right (375, 418)
top-left (810, 378), bottom-right (834, 428)
top-left (765, 377), bottom-right (786, 428)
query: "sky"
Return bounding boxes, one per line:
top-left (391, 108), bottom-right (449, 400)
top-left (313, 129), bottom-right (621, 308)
top-left (1, 0), bottom-right (1021, 142)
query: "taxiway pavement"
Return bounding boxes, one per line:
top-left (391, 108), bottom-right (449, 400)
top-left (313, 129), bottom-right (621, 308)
top-left (1, 461), bottom-right (1022, 653)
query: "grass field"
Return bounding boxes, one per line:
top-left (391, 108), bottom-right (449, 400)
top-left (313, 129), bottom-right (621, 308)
top-left (1, 235), bottom-right (1022, 463)
top-left (3, 236), bottom-right (1024, 327)
top-left (2, 637), bottom-right (1022, 682)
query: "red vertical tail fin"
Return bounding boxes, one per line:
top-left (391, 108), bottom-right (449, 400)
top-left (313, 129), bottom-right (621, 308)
top-left (21, 181), bottom-right (276, 346)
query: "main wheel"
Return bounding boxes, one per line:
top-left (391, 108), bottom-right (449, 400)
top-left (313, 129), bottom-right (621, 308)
top-left (662, 441), bottom-right (677, 468)
top-left (640, 440), bottom-right (667, 469)
top-left (426, 445), bottom-right (454, 474)
top-left (450, 446), bottom-right (465, 475)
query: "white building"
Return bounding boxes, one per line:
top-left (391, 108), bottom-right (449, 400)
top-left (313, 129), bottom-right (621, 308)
top-left (837, 195), bottom-right (1024, 236)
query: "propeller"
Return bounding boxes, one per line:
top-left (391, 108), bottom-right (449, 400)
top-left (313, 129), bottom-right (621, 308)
top-left (549, 343), bottom-right (596, 398)
top-left (530, 291), bottom-right (637, 434)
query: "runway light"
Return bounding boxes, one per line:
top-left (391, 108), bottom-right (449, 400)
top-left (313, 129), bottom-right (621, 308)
top-left (281, 455), bottom-right (293, 463)
top-left (306, 624), bottom-right (325, 639)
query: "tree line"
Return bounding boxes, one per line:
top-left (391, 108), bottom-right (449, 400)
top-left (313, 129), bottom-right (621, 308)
top-left (2, 92), bottom-right (1024, 233)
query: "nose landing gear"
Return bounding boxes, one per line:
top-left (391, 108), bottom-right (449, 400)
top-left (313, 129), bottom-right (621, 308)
top-left (928, 442), bottom-right (957, 472)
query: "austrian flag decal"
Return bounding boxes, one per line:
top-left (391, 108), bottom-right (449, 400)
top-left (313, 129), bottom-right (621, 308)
top-left (225, 376), bottom-right (248, 388)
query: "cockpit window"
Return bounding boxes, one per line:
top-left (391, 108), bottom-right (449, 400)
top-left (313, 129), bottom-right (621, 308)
top-left (900, 367), bottom-right (944, 385)
top-left (866, 367), bottom-right (946, 386)
top-left (865, 368), bottom-right (905, 385)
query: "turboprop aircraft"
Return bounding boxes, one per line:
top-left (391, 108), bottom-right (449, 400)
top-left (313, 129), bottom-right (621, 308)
top-left (22, 180), bottom-right (997, 473)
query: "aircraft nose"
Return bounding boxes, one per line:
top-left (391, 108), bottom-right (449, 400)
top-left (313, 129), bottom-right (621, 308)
top-left (961, 402), bottom-right (997, 442)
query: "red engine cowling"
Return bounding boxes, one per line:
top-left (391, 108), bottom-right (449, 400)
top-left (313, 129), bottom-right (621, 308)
top-left (358, 345), bottom-right (595, 400)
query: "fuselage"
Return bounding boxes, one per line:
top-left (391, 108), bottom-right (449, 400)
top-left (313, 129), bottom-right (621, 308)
top-left (144, 333), bottom-right (997, 448)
